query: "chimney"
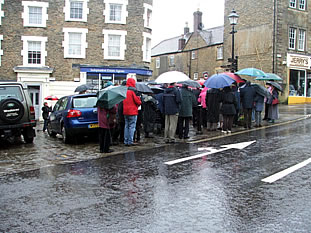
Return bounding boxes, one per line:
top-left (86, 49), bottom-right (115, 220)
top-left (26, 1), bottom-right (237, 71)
top-left (193, 9), bottom-right (203, 33)
top-left (184, 22), bottom-right (190, 34)
top-left (178, 36), bottom-right (186, 50)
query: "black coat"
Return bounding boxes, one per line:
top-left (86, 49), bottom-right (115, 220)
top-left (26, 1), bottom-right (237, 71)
top-left (206, 88), bottom-right (221, 123)
top-left (221, 91), bottom-right (237, 115)
top-left (142, 95), bottom-right (158, 133)
top-left (240, 84), bottom-right (256, 109)
top-left (42, 105), bottom-right (51, 120)
top-left (162, 87), bottom-right (181, 115)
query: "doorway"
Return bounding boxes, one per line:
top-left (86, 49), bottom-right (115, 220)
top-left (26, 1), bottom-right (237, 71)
top-left (28, 85), bottom-right (40, 120)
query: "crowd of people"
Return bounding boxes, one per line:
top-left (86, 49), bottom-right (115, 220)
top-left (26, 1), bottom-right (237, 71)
top-left (96, 77), bottom-right (281, 153)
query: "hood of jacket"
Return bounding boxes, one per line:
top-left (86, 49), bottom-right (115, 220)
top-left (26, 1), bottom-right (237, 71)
top-left (126, 78), bottom-right (136, 88)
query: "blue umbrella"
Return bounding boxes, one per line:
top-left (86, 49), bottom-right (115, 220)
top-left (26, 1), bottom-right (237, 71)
top-left (235, 68), bottom-right (268, 78)
top-left (204, 73), bottom-right (235, 89)
top-left (255, 73), bottom-right (283, 81)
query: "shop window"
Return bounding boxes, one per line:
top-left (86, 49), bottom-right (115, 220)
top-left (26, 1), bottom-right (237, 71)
top-left (102, 29), bottom-right (127, 60)
top-left (64, 0), bottom-right (89, 22)
top-left (63, 28), bottom-right (88, 58)
top-left (22, 1), bottom-right (49, 27)
top-left (103, 0), bottom-right (128, 24)
top-left (21, 36), bottom-right (47, 66)
top-left (289, 69), bottom-right (306, 96)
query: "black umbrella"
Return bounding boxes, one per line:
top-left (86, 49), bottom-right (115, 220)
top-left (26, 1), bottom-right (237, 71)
top-left (251, 84), bottom-right (271, 98)
top-left (75, 84), bottom-right (91, 93)
top-left (150, 86), bottom-right (164, 94)
top-left (136, 82), bottom-right (153, 93)
top-left (266, 81), bottom-right (283, 92)
top-left (177, 80), bottom-right (201, 88)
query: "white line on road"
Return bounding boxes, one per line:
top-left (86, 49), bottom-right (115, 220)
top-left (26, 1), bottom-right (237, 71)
top-left (262, 158), bottom-right (311, 183)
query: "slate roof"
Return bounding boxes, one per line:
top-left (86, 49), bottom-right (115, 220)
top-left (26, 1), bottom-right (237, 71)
top-left (151, 25), bottom-right (224, 57)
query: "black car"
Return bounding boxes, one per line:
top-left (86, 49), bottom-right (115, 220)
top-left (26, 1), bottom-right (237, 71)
top-left (47, 93), bottom-right (99, 143)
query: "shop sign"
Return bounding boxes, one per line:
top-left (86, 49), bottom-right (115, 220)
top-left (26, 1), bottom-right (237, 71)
top-left (287, 53), bottom-right (311, 69)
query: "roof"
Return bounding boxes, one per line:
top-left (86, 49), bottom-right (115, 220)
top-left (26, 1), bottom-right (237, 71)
top-left (151, 25), bottom-right (224, 56)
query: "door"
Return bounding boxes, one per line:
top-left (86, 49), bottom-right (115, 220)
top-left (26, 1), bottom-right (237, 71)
top-left (28, 86), bottom-right (40, 120)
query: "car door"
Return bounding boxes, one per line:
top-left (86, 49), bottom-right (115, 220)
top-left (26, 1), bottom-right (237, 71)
top-left (50, 97), bottom-right (67, 133)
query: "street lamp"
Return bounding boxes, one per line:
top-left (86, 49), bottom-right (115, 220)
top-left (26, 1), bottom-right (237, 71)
top-left (228, 9), bottom-right (239, 72)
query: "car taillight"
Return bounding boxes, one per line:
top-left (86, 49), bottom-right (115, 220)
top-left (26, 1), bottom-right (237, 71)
top-left (30, 106), bottom-right (35, 116)
top-left (67, 109), bottom-right (82, 118)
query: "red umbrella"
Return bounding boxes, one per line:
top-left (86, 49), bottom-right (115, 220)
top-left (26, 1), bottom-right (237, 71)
top-left (223, 72), bottom-right (245, 83)
top-left (44, 95), bottom-right (59, 101)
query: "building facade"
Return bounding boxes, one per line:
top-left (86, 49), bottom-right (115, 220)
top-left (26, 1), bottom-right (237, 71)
top-left (151, 10), bottom-right (224, 80)
top-left (0, 0), bottom-right (152, 118)
top-left (224, 0), bottom-right (311, 104)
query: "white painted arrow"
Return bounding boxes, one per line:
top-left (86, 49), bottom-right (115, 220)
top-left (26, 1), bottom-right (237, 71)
top-left (164, 140), bottom-right (256, 166)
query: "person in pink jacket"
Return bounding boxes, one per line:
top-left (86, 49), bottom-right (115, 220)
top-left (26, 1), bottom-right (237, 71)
top-left (197, 87), bottom-right (208, 132)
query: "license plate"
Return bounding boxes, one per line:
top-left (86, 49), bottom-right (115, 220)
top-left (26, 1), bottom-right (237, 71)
top-left (89, 123), bottom-right (99, 128)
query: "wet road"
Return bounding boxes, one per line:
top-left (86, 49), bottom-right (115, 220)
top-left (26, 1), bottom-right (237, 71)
top-left (1, 105), bottom-right (311, 232)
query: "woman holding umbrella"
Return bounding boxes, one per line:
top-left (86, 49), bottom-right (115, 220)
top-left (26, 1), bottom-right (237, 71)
top-left (267, 82), bottom-right (280, 123)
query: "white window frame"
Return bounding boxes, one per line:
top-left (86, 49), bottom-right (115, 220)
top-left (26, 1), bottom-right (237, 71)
top-left (194, 73), bottom-right (198, 80)
top-left (0, 35), bottom-right (3, 66)
top-left (64, 0), bottom-right (89, 22)
top-left (169, 55), bottom-right (175, 66)
top-left (191, 51), bottom-right (196, 60)
top-left (299, 0), bottom-right (306, 10)
top-left (103, 0), bottom-right (128, 25)
top-left (62, 28), bottom-right (88, 58)
top-left (289, 0), bottom-right (296, 8)
top-left (156, 57), bottom-right (160, 69)
top-left (22, 1), bottom-right (49, 27)
top-left (142, 32), bottom-right (152, 62)
top-left (298, 29), bottom-right (306, 51)
top-left (289, 27), bottom-right (296, 50)
top-left (0, 0), bottom-right (4, 25)
top-left (102, 29), bottom-right (127, 60)
top-left (143, 3), bottom-right (152, 29)
top-left (21, 36), bottom-right (47, 67)
top-left (217, 46), bottom-right (223, 60)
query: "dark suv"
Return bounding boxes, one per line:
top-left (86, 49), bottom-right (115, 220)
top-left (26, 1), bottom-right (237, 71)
top-left (0, 82), bottom-right (36, 143)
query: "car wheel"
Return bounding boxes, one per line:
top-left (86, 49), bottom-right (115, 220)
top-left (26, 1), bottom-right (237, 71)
top-left (23, 127), bottom-right (35, 143)
top-left (0, 98), bottom-right (25, 123)
top-left (47, 121), bottom-right (57, 138)
top-left (61, 125), bottom-right (72, 144)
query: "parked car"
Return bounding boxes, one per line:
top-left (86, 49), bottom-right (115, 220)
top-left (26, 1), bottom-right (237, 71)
top-left (0, 82), bottom-right (36, 143)
top-left (47, 93), bottom-right (99, 143)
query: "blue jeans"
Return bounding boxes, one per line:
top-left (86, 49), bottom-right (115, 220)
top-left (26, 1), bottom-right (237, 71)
top-left (124, 115), bottom-right (137, 145)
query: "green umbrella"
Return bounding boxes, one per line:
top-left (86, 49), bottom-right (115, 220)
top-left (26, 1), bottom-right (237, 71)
top-left (235, 68), bottom-right (268, 78)
top-left (255, 73), bottom-right (283, 81)
top-left (96, 85), bottom-right (128, 109)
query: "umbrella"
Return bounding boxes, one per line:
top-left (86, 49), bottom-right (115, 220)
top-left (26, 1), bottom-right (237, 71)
top-left (155, 71), bottom-right (190, 84)
top-left (150, 86), bottom-right (164, 94)
top-left (255, 73), bottom-right (283, 81)
top-left (204, 73), bottom-right (235, 89)
top-left (177, 79), bottom-right (201, 88)
top-left (235, 68), bottom-right (268, 78)
top-left (251, 84), bottom-right (271, 98)
top-left (75, 84), bottom-right (92, 93)
top-left (96, 85), bottom-right (128, 109)
top-left (44, 95), bottom-right (58, 101)
top-left (266, 81), bottom-right (283, 92)
top-left (136, 82), bottom-right (153, 93)
top-left (222, 72), bottom-right (245, 83)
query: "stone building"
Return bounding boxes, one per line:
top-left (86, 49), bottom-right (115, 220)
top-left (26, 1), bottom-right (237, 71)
top-left (0, 0), bottom-right (152, 118)
top-left (151, 10), bottom-right (224, 80)
top-left (224, 0), bottom-right (311, 104)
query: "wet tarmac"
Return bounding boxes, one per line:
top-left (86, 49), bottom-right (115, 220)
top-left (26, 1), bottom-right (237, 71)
top-left (1, 104), bottom-right (311, 232)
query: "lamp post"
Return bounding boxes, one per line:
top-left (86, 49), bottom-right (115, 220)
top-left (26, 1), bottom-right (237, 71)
top-left (228, 9), bottom-right (239, 72)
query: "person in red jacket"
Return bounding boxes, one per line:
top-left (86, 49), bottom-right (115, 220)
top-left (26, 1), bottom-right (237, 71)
top-left (123, 78), bottom-right (141, 146)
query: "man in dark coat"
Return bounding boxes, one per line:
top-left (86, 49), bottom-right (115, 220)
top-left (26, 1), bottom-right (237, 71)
top-left (178, 84), bottom-right (196, 139)
top-left (161, 83), bottom-right (181, 143)
top-left (220, 86), bottom-right (237, 133)
top-left (206, 88), bottom-right (221, 131)
top-left (142, 93), bottom-right (158, 138)
top-left (41, 102), bottom-right (52, 132)
top-left (240, 81), bottom-right (256, 129)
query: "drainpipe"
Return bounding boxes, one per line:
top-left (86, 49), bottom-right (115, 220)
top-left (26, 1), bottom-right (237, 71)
top-left (272, 0), bottom-right (277, 73)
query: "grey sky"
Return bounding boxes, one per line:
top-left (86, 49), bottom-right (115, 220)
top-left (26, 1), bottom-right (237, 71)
top-left (151, 0), bottom-right (225, 47)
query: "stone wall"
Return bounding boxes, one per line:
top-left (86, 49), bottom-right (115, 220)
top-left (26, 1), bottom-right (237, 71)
top-left (0, 0), bottom-right (152, 81)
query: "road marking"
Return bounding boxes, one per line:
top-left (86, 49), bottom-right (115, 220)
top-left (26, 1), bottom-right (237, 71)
top-left (165, 140), bottom-right (256, 166)
top-left (262, 158), bottom-right (311, 183)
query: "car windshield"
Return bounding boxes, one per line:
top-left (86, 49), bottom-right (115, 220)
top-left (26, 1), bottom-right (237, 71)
top-left (0, 86), bottom-right (24, 102)
top-left (73, 96), bottom-right (97, 108)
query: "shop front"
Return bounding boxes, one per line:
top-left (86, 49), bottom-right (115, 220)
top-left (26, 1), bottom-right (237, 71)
top-left (287, 53), bottom-right (311, 104)
top-left (80, 66), bottom-right (153, 90)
